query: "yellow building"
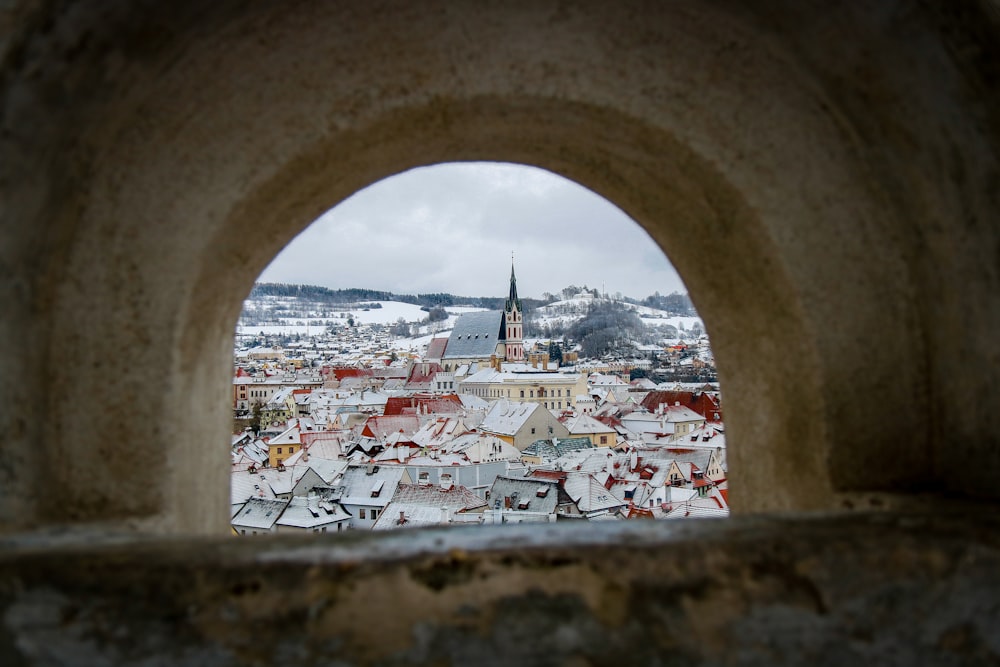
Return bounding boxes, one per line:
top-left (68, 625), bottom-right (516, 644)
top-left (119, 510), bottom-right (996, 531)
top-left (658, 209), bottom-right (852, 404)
top-left (459, 366), bottom-right (588, 412)
top-left (562, 413), bottom-right (618, 448)
top-left (266, 421), bottom-right (302, 468)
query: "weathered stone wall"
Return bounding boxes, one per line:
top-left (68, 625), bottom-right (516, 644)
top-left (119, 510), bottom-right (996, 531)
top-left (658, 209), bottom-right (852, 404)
top-left (0, 1), bottom-right (998, 663)
top-left (2, 515), bottom-right (999, 665)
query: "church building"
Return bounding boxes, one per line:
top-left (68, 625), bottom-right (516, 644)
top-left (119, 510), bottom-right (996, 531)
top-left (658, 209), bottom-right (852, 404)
top-left (438, 265), bottom-right (525, 372)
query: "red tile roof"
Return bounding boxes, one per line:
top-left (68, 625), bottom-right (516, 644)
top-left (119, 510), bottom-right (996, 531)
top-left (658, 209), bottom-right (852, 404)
top-left (383, 394), bottom-right (463, 416)
top-left (527, 469), bottom-right (568, 482)
top-left (331, 367), bottom-right (375, 380)
top-left (406, 362), bottom-right (445, 385)
top-left (640, 390), bottom-right (722, 421)
top-left (425, 337), bottom-right (449, 359)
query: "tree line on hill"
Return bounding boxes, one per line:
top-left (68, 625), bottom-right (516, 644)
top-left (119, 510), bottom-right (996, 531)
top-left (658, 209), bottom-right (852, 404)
top-left (250, 282), bottom-right (556, 311)
top-left (249, 282), bottom-right (695, 315)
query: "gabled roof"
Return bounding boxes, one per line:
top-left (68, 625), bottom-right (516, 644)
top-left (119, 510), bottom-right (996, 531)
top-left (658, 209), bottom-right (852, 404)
top-left (640, 390), bottom-right (722, 420)
top-left (563, 472), bottom-right (626, 513)
top-left (479, 400), bottom-right (539, 436)
top-left (232, 498), bottom-right (289, 530)
top-left (361, 414), bottom-right (421, 441)
top-left (488, 476), bottom-right (560, 514)
top-left (330, 367), bottom-right (375, 380)
top-left (334, 464), bottom-right (409, 508)
top-left (275, 495), bottom-right (350, 528)
top-left (522, 437), bottom-right (594, 461)
top-left (391, 483), bottom-right (488, 510)
top-left (268, 421), bottom-right (302, 446)
top-left (406, 362), bottom-right (445, 386)
top-left (383, 394), bottom-right (463, 416)
top-left (425, 337), bottom-right (449, 360)
top-left (442, 311), bottom-right (504, 359)
top-left (563, 413), bottom-right (614, 435)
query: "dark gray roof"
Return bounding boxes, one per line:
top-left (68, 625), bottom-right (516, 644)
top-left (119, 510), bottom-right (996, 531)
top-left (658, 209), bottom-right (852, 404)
top-left (523, 437), bottom-right (595, 460)
top-left (488, 476), bottom-right (560, 514)
top-left (443, 311), bottom-right (504, 359)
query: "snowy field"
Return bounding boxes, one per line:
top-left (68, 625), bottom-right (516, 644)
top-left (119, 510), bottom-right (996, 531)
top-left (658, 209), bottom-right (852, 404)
top-left (236, 301), bottom-right (488, 336)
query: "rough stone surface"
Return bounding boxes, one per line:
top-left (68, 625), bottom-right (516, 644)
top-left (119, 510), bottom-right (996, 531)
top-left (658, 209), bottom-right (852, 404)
top-left (0, 0), bottom-right (996, 533)
top-left (0, 513), bottom-right (998, 665)
top-left (0, 2), bottom-right (999, 663)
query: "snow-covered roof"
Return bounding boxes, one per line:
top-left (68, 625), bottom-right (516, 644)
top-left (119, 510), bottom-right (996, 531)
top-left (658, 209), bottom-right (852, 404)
top-left (442, 311), bottom-right (503, 359)
top-left (479, 400), bottom-right (539, 436)
top-left (334, 464), bottom-right (409, 508)
top-left (232, 498), bottom-right (289, 530)
top-left (488, 476), bottom-right (560, 514)
top-left (563, 473), bottom-right (625, 514)
top-left (563, 413), bottom-right (613, 435)
top-left (275, 495), bottom-right (350, 528)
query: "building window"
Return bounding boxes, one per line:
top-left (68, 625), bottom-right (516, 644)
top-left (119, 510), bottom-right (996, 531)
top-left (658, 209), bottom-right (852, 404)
top-left (371, 509), bottom-right (379, 520)
top-left (277, 447), bottom-right (282, 454)
top-left (531, 427), bottom-right (536, 434)
top-left (289, 446), bottom-right (294, 453)
top-left (359, 509), bottom-right (366, 519)
top-left (520, 390), bottom-right (524, 398)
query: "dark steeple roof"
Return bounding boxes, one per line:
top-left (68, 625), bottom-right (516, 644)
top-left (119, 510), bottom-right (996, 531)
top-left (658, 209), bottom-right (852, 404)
top-left (505, 264), bottom-right (522, 313)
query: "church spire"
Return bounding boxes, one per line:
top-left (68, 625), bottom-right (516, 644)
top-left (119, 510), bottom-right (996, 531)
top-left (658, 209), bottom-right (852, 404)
top-left (505, 263), bottom-right (522, 314)
top-left (503, 261), bottom-right (524, 362)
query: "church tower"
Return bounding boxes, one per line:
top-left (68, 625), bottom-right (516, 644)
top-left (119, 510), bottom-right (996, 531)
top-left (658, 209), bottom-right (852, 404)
top-left (503, 264), bottom-right (524, 362)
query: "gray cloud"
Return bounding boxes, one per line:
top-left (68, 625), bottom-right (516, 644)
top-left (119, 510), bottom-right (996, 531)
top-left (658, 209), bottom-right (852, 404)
top-left (259, 163), bottom-right (687, 300)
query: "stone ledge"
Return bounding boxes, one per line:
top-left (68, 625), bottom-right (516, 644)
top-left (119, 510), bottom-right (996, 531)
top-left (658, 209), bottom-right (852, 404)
top-left (0, 511), bottom-right (998, 665)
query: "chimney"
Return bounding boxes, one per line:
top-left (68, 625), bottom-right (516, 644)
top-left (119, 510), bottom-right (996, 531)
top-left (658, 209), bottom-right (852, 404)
top-left (630, 449), bottom-right (638, 471)
top-left (542, 357), bottom-right (548, 371)
top-left (531, 356), bottom-right (538, 369)
top-left (490, 354), bottom-right (497, 370)
top-left (399, 510), bottom-right (406, 525)
top-left (440, 505), bottom-right (450, 524)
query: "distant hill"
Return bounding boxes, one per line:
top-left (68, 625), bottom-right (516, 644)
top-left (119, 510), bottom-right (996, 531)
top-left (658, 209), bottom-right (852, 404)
top-left (247, 282), bottom-right (696, 315)
top-left (247, 282), bottom-right (529, 310)
top-left (238, 283), bottom-right (702, 350)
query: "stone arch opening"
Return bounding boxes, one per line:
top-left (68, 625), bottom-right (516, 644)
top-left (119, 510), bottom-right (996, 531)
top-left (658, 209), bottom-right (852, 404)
top-left (233, 160), bottom-right (721, 523)
top-left (7, 2), bottom-right (991, 539)
top-left (27, 2), bottom-right (926, 536)
top-left (5, 2), bottom-right (1000, 662)
top-left (50, 94), bottom-right (829, 535)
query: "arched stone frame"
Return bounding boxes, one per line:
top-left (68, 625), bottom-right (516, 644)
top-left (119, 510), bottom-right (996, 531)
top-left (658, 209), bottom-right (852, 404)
top-left (4, 4), bottom-right (1000, 662)
top-left (0, 1), bottom-right (995, 540)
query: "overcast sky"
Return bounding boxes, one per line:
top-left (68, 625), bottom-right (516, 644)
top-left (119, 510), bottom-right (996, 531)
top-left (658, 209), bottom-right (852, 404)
top-left (259, 162), bottom-right (687, 301)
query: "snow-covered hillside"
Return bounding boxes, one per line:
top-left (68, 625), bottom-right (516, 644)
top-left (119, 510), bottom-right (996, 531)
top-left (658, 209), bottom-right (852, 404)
top-left (533, 296), bottom-right (703, 336)
top-left (237, 292), bottom-right (703, 350)
top-left (237, 298), bottom-right (488, 336)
